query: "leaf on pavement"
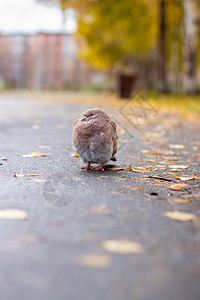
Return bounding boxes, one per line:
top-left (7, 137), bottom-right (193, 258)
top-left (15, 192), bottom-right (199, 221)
top-left (131, 167), bottom-right (157, 173)
top-left (89, 204), bottom-right (110, 214)
top-left (169, 165), bottom-right (189, 169)
top-left (164, 210), bottom-right (197, 221)
top-left (14, 172), bottom-right (25, 177)
top-left (170, 183), bottom-right (187, 191)
top-left (19, 152), bottom-right (47, 157)
top-left (169, 144), bottom-right (185, 149)
top-left (108, 167), bottom-right (123, 171)
top-left (176, 176), bottom-right (196, 181)
top-left (127, 186), bottom-right (143, 190)
top-left (76, 254), bottom-right (111, 268)
top-left (169, 198), bottom-right (192, 204)
top-left (0, 209), bottom-right (27, 220)
top-left (70, 153), bottom-right (79, 157)
top-left (101, 240), bottom-right (144, 254)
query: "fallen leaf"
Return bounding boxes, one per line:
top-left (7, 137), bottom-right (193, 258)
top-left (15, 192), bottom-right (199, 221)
top-left (28, 174), bottom-right (40, 177)
top-left (169, 165), bottom-right (189, 169)
top-left (19, 152), bottom-right (46, 158)
top-left (38, 145), bottom-right (50, 149)
top-left (186, 194), bottom-right (200, 198)
top-left (0, 209), bottom-right (27, 220)
top-left (70, 153), bottom-right (79, 157)
top-left (108, 167), bottom-right (123, 171)
top-left (169, 198), bottom-right (192, 204)
top-left (127, 186), bottom-right (143, 190)
top-left (131, 167), bottom-right (157, 173)
top-left (176, 176), bottom-right (195, 181)
top-left (66, 147), bottom-right (73, 150)
top-left (169, 144), bottom-right (185, 149)
top-left (170, 183), bottom-right (187, 191)
top-left (76, 254), bottom-right (111, 268)
top-left (101, 240), bottom-right (144, 254)
top-left (14, 172), bottom-right (25, 177)
top-left (164, 210), bottom-right (197, 221)
top-left (1, 158), bottom-right (7, 161)
top-left (89, 204), bottom-right (110, 214)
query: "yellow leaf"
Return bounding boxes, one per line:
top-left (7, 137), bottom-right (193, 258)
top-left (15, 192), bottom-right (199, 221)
top-left (0, 209), bottom-right (27, 220)
top-left (169, 165), bottom-right (189, 169)
top-left (169, 144), bottom-right (185, 149)
top-left (170, 183), bottom-right (187, 191)
top-left (176, 176), bottom-right (195, 181)
top-left (76, 254), bottom-right (111, 268)
top-left (164, 210), bottom-right (197, 221)
top-left (70, 153), bottom-right (79, 157)
top-left (89, 204), bottom-right (110, 214)
top-left (101, 240), bottom-right (144, 254)
top-left (108, 167), bottom-right (123, 171)
top-left (169, 198), bottom-right (192, 204)
top-left (14, 173), bottom-right (25, 177)
top-left (19, 152), bottom-right (46, 157)
top-left (127, 186), bottom-right (143, 190)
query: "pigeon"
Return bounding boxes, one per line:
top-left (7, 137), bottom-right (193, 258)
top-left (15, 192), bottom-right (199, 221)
top-left (72, 108), bottom-right (118, 171)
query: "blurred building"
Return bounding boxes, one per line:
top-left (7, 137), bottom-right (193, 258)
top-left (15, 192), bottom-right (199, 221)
top-left (0, 33), bottom-right (102, 89)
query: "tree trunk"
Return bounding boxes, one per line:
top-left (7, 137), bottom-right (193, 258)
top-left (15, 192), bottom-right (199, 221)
top-left (183, 0), bottom-right (199, 94)
top-left (159, 0), bottom-right (168, 93)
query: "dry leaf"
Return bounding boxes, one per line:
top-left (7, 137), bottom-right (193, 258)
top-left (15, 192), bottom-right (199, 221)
top-left (127, 186), bottom-right (143, 190)
top-left (101, 240), bottom-right (144, 254)
top-left (89, 204), bottom-right (110, 214)
top-left (176, 176), bottom-right (195, 181)
top-left (38, 145), bottom-right (50, 149)
top-left (131, 167), bottom-right (157, 173)
top-left (76, 254), bottom-right (111, 268)
top-left (170, 183), bottom-right (187, 191)
top-left (0, 209), bottom-right (27, 220)
top-left (108, 167), bottom-right (123, 171)
top-left (186, 194), bottom-right (200, 198)
top-left (66, 146), bottom-right (73, 150)
top-left (169, 144), bottom-right (185, 149)
top-left (169, 198), bottom-right (192, 204)
top-left (164, 210), bottom-right (197, 221)
top-left (70, 153), bottom-right (79, 157)
top-left (19, 152), bottom-right (46, 158)
top-left (169, 165), bottom-right (189, 169)
top-left (1, 157), bottom-right (7, 161)
top-left (14, 173), bottom-right (25, 177)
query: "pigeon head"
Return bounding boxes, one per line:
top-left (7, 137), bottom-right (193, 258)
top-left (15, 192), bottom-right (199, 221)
top-left (81, 108), bottom-right (109, 123)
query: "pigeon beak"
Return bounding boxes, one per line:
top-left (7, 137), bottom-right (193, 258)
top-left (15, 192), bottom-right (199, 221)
top-left (81, 117), bottom-right (88, 122)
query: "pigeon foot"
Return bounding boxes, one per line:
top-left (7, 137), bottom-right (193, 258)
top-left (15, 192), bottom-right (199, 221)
top-left (94, 165), bottom-right (105, 171)
top-left (81, 165), bottom-right (95, 170)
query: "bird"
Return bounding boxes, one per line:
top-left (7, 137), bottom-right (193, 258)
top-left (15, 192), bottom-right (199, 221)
top-left (72, 108), bottom-right (118, 171)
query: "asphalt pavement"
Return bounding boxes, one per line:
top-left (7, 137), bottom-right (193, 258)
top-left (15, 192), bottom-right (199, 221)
top-left (0, 91), bottom-right (200, 300)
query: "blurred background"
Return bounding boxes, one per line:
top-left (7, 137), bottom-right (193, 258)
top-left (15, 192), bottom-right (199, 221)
top-left (0, 0), bottom-right (199, 97)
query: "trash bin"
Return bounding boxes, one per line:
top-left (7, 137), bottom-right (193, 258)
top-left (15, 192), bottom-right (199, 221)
top-left (118, 74), bottom-right (136, 98)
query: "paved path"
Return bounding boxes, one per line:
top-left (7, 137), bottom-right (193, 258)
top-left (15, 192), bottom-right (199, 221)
top-left (0, 91), bottom-right (200, 300)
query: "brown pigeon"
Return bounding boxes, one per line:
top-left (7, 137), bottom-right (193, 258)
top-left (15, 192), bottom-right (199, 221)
top-left (72, 108), bottom-right (118, 171)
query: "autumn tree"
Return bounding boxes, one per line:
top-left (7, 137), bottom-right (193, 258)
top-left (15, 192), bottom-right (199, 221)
top-left (183, 0), bottom-right (199, 94)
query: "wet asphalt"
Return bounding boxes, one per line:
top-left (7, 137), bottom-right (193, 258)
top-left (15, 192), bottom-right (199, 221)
top-left (0, 91), bottom-right (200, 300)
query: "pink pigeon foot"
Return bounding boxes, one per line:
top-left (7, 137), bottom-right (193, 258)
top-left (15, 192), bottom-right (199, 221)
top-left (81, 165), bottom-right (95, 170)
top-left (94, 165), bottom-right (105, 171)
